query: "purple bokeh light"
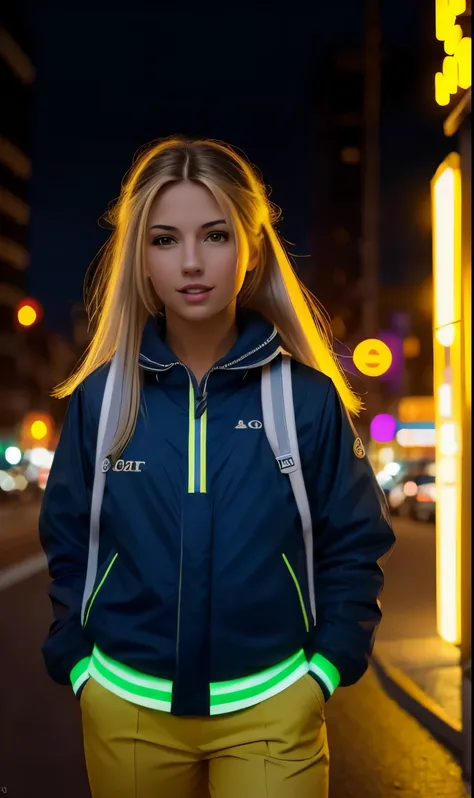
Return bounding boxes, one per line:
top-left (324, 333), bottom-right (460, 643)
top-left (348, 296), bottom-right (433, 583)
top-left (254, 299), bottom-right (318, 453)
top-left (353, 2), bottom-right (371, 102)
top-left (370, 414), bottom-right (397, 443)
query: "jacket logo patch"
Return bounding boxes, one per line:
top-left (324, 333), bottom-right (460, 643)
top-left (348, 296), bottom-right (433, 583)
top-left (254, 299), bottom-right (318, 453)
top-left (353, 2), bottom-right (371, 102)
top-left (102, 458), bottom-right (145, 473)
top-left (277, 455), bottom-right (295, 472)
top-left (235, 419), bottom-right (262, 429)
top-left (353, 437), bottom-right (366, 459)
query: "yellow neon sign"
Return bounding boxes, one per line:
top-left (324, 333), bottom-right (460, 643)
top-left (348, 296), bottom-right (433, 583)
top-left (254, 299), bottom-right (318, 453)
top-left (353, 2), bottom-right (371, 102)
top-left (435, 0), bottom-right (471, 105)
top-left (457, 36), bottom-right (472, 88)
top-left (444, 23), bottom-right (463, 54)
top-left (352, 339), bottom-right (392, 378)
top-left (436, 0), bottom-right (456, 39)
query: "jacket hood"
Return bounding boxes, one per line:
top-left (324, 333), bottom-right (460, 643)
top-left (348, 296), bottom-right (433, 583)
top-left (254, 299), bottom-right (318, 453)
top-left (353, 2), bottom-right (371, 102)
top-left (138, 309), bottom-right (281, 372)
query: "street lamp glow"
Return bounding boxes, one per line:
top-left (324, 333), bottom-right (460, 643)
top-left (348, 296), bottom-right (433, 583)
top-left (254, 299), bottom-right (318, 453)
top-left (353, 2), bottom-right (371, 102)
top-left (5, 446), bottom-right (21, 466)
top-left (18, 304), bottom-right (38, 327)
top-left (31, 420), bottom-right (48, 440)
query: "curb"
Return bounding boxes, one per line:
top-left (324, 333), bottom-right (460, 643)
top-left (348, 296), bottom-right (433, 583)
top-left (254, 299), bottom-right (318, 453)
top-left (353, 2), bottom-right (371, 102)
top-left (372, 649), bottom-right (463, 758)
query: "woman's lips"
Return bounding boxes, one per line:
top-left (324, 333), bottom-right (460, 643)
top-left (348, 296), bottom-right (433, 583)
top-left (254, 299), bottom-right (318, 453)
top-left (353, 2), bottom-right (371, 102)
top-left (178, 286), bottom-right (214, 303)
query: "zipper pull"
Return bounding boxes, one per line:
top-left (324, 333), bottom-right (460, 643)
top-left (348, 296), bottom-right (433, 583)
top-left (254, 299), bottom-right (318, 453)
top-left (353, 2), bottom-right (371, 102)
top-left (195, 394), bottom-right (208, 418)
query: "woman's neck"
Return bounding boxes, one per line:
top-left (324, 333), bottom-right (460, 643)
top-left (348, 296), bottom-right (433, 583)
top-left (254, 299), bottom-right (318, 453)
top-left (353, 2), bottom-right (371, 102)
top-left (164, 305), bottom-right (238, 385)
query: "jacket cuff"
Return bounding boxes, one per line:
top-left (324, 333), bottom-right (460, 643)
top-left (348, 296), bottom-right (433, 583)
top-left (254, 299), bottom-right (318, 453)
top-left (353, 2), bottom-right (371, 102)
top-left (70, 656), bottom-right (91, 696)
top-left (308, 653), bottom-right (341, 701)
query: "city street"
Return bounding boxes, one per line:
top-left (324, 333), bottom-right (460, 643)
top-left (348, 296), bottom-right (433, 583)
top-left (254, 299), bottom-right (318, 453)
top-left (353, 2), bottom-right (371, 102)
top-left (2, 3), bottom-right (471, 797)
top-left (0, 502), bottom-right (468, 798)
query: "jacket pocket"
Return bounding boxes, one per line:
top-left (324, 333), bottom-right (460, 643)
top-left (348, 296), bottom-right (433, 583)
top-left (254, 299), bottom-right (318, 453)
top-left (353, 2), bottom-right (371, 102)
top-left (282, 553), bottom-right (309, 633)
top-left (83, 552), bottom-right (118, 627)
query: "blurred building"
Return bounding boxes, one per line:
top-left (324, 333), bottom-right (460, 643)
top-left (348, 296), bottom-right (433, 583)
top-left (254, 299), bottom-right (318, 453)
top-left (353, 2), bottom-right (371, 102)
top-left (310, 13), bottom-right (442, 412)
top-left (379, 279), bottom-right (434, 397)
top-left (45, 303), bottom-right (92, 429)
top-left (310, 44), bottom-right (365, 345)
top-left (0, 7), bottom-right (35, 439)
top-left (0, 9), bottom-right (80, 451)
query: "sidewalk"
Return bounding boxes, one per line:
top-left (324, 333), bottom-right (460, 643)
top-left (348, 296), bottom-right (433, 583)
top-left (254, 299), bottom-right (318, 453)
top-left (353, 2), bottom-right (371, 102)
top-left (373, 635), bottom-right (462, 751)
top-left (372, 518), bottom-right (468, 776)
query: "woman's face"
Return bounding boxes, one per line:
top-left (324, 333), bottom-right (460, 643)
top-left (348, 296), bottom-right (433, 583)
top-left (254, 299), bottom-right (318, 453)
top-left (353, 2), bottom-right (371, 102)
top-left (146, 181), bottom-right (253, 323)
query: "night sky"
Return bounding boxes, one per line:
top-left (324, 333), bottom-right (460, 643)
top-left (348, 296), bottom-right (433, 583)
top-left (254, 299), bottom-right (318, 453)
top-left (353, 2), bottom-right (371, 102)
top-left (16, 1), bottom-right (447, 334)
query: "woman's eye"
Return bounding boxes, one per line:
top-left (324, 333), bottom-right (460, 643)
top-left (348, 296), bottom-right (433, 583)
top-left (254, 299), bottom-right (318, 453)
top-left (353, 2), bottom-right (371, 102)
top-left (151, 232), bottom-right (228, 246)
top-left (152, 236), bottom-right (175, 246)
top-left (206, 232), bottom-right (229, 243)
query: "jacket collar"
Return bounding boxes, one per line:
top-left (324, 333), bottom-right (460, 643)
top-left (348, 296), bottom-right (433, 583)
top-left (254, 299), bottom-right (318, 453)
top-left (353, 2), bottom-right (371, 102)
top-left (138, 309), bottom-right (281, 373)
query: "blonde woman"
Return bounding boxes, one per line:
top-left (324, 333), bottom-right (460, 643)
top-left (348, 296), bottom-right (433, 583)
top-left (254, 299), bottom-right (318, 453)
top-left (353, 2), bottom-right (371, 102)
top-left (39, 136), bottom-right (395, 798)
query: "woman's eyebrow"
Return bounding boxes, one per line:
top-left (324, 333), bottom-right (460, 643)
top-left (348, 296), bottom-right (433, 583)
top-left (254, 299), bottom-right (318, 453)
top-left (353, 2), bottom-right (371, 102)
top-left (149, 219), bottom-right (227, 231)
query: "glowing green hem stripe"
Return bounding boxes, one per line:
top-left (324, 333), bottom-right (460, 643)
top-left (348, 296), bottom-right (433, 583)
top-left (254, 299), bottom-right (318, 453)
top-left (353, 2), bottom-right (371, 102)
top-left (210, 663), bottom-right (309, 715)
top-left (84, 553), bottom-right (118, 626)
top-left (91, 648), bottom-right (172, 703)
top-left (209, 649), bottom-right (307, 706)
top-left (89, 664), bottom-right (173, 712)
top-left (70, 656), bottom-right (91, 694)
top-left (282, 553), bottom-right (309, 633)
top-left (87, 646), bottom-right (309, 713)
top-left (188, 380), bottom-right (195, 493)
top-left (309, 653), bottom-right (341, 695)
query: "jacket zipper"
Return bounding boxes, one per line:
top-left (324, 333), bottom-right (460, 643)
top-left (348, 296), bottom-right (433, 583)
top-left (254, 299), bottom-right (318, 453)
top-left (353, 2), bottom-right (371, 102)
top-left (194, 331), bottom-right (281, 418)
top-left (139, 327), bottom-right (279, 406)
top-left (141, 330), bottom-right (280, 665)
top-left (175, 516), bottom-right (184, 669)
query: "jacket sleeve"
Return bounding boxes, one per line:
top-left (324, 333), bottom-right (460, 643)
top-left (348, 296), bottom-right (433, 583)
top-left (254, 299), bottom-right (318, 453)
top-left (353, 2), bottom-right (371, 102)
top-left (39, 384), bottom-right (95, 694)
top-left (305, 381), bottom-right (396, 700)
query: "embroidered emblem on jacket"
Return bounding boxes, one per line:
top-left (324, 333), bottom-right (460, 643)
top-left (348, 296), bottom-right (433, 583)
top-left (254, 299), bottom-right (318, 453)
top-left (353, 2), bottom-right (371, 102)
top-left (102, 458), bottom-right (145, 473)
top-left (235, 419), bottom-right (263, 430)
top-left (353, 437), bottom-right (366, 459)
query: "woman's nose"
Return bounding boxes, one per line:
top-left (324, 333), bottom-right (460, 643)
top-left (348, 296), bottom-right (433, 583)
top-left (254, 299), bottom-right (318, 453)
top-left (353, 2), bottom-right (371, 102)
top-left (182, 244), bottom-right (203, 274)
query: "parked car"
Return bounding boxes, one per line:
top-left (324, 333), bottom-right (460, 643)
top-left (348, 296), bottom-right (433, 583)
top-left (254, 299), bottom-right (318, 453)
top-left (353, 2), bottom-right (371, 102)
top-left (0, 464), bottom-right (42, 505)
top-left (411, 480), bottom-right (437, 523)
top-left (387, 471), bottom-right (436, 520)
top-left (377, 459), bottom-right (435, 498)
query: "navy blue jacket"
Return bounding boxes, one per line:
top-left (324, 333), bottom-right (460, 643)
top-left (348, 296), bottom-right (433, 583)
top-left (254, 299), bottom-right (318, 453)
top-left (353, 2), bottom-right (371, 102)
top-left (39, 310), bottom-right (395, 716)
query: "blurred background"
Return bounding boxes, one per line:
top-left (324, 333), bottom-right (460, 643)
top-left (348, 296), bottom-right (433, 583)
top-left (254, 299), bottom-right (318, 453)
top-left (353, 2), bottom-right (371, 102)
top-left (0, 1), bottom-right (471, 796)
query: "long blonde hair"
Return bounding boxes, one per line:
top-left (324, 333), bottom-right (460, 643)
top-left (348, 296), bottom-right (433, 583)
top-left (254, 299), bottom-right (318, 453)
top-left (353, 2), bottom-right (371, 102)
top-left (55, 135), bottom-right (362, 458)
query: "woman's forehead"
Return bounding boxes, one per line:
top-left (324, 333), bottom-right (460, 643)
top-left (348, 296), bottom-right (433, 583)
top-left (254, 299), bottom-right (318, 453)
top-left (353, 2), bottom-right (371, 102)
top-left (149, 181), bottom-right (226, 227)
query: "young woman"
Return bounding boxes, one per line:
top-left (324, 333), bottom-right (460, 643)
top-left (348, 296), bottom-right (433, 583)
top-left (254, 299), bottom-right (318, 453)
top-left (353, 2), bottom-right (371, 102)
top-left (39, 136), bottom-right (395, 798)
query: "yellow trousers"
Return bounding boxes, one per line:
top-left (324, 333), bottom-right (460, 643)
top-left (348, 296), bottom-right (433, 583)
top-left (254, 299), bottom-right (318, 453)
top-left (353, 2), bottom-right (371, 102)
top-left (81, 673), bottom-right (329, 798)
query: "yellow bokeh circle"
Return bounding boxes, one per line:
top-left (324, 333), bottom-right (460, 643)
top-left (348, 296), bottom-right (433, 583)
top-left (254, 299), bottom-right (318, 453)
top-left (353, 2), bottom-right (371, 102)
top-left (18, 305), bottom-right (38, 327)
top-left (353, 339), bottom-right (393, 378)
top-left (31, 420), bottom-right (48, 440)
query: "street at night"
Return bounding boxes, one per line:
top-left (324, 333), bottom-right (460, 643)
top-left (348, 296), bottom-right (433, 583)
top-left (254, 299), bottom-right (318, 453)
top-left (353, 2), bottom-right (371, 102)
top-left (0, 504), bottom-right (468, 797)
top-left (1, 1), bottom-right (472, 796)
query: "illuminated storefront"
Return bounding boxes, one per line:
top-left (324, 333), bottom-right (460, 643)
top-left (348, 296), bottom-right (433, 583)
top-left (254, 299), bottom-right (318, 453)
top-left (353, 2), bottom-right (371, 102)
top-left (433, 0), bottom-right (471, 780)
